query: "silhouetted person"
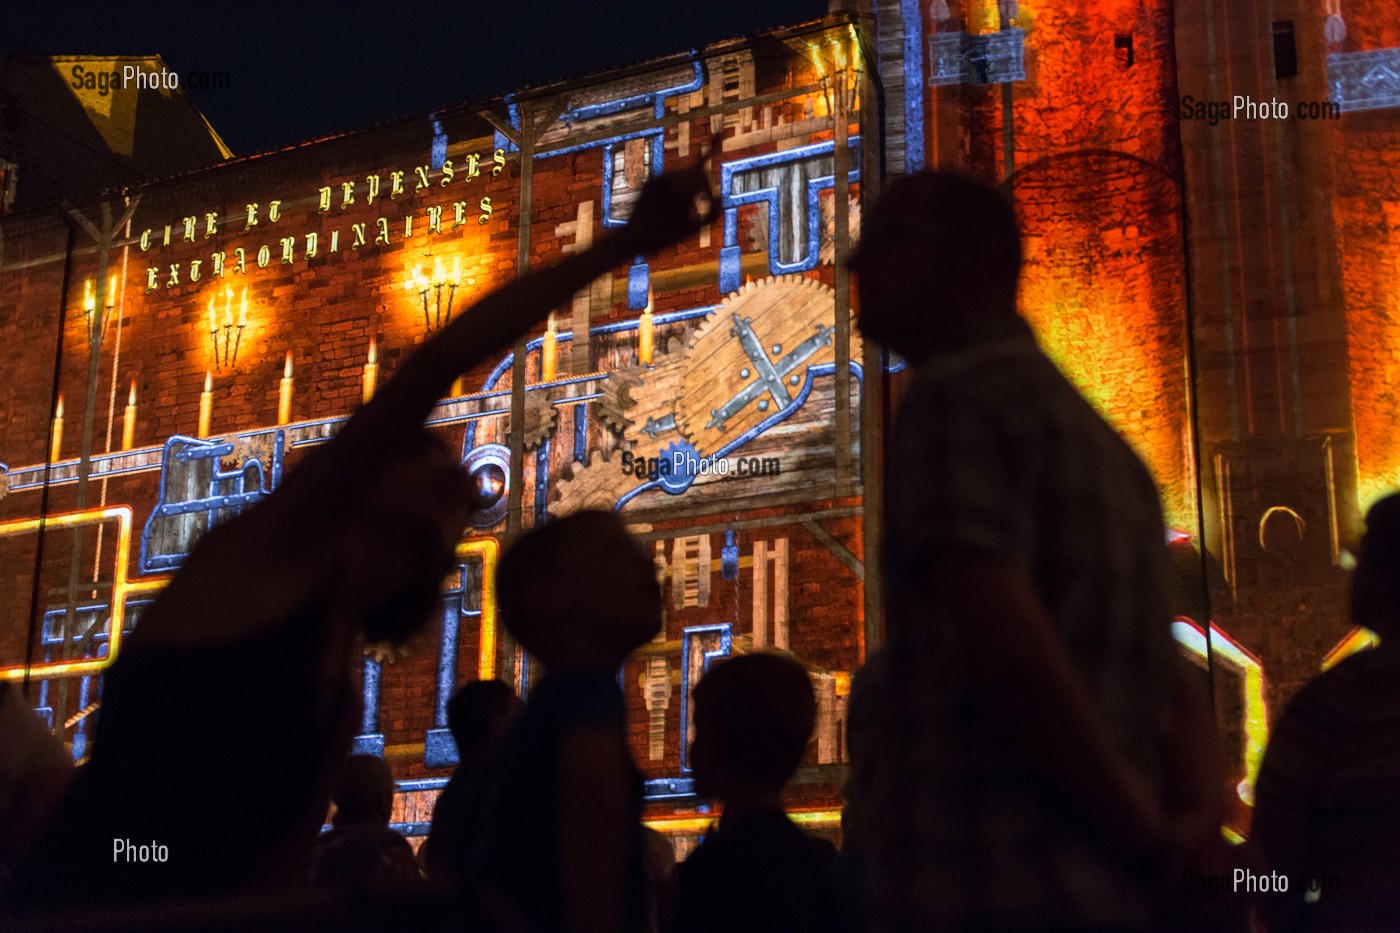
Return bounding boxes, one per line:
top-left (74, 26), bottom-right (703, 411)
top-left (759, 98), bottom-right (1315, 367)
top-left (674, 652), bottom-right (837, 933)
top-left (310, 754), bottom-right (422, 891)
top-left (423, 679), bottom-right (521, 888)
top-left (832, 649), bottom-right (888, 933)
top-left (470, 510), bottom-right (661, 933)
top-left (6, 162), bottom-right (714, 911)
top-left (849, 171), bottom-right (1195, 932)
top-left (0, 683), bottom-right (72, 893)
top-left (1251, 493), bottom-right (1400, 931)
top-left (641, 826), bottom-right (676, 933)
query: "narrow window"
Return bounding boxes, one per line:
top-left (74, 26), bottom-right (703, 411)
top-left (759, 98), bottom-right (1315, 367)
top-left (1273, 21), bottom-right (1298, 79)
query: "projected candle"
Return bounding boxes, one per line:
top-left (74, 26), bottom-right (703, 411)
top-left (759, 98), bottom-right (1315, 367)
top-left (278, 351), bottom-right (294, 425)
top-left (122, 380), bottom-right (137, 450)
top-left (638, 293), bottom-right (654, 367)
top-left (362, 338), bottom-right (379, 405)
top-left (542, 314), bottom-right (558, 382)
top-left (50, 393), bottom-right (64, 462)
top-left (197, 370), bottom-right (213, 438)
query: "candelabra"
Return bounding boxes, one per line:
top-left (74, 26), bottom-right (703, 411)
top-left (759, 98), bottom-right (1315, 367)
top-left (404, 256), bottom-right (463, 331)
top-left (207, 286), bottom-right (248, 370)
top-left (82, 276), bottom-right (116, 342)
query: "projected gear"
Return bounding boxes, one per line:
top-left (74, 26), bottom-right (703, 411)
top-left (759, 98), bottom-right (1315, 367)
top-left (619, 336), bottom-right (689, 447)
top-left (521, 389), bottom-right (559, 449)
top-left (595, 365), bottom-right (643, 434)
top-left (550, 450), bottom-right (635, 517)
top-left (674, 276), bottom-right (854, 454)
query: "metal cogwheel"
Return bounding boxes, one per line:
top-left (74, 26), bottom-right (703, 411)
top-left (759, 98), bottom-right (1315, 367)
top-left (520, 389), bottom-right (559, 450)
top-left (549, 449), bottom-right (635, 517)
top-left (673, 275), bottom-right (857, 455)
top-left (594, 365), bottom-right (643, 434)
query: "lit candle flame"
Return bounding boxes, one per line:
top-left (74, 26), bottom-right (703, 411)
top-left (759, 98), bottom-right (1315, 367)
top-left (128, 379), bottom-right (137, 406)
top-left (204, 369), bottom-right (213, 393)
top-left (54, 393), bottom-right (64, 420)
top-left (284, 350), bottom-right (293, 379)
top-left (83, 279), bottom-right (94, 312)
top-left (367, 337), bottom-right (377, 365)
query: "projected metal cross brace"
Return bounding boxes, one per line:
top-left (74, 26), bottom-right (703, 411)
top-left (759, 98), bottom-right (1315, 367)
top-left (706, 316), bottom-right (835, 430)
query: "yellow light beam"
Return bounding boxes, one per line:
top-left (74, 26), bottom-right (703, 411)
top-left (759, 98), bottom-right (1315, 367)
top-left (0, 507), bottom-right (134, 682)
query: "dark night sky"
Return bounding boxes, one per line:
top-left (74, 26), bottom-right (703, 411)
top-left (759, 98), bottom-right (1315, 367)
top-left (3, 0), bottom-right (832, 157)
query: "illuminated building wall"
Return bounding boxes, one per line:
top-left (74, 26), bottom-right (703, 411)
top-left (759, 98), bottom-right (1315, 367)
top-left (0, 19), bottom-right (870, 842)
top-left (1333, 0), bottom-right (1400, 511)
top-left (3, 0), bottom-right (1400, 850)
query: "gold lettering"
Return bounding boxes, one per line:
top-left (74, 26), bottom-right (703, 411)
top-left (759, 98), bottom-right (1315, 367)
top-left (257, 245), bottom-right (271, 268)
top-left (415, 165), bottom-right (431, 191)
top-left (318, 186), bottom-right (332, 212)
top-left (189, 259), bottom-right (202, 282)
top-left (145, 267), bottom-right (158, 292)
top-left (427, 205), bottom-right (443, 234)
top-left (452, 200), bottom-right (468, 227)
top-left (182, 216), bottom-right (197, 242)
top-left (366, 174), bottom-right (381, 204)
top-left (269, 200), bottom-right (282, 223)
top-left (492, 148), bottom-right (506, 176)
top-left (351, 223), bottom-right (367, 249)
top-left (341, 181), bottom-right (355, 208)
top-left (478, 195), bottom-right (493, 224)
top-left (139, 229), bottom-right (152, 251)
top-left (389, 171), bottom-right (405, 198)
top-left (374, 217), bottom-right (390, 245)
top-left (212, 251), bottom-right (226, 277)
top-left (204, 212), bottom-right (218, 238)
top-left (167, 263), bottom-right (180, 287)
top-left (245, 203), bottom-right (259, 229)
top-left (233, 247), bottom-right (247, 274)
top-left (463, 153), bottom-right (481, 181)
top-left (404, 215), bottom-right (413, 238)
top-left (280, 236), bottom-right (295, 264)
top-left (163, 225), bottom-right (172, 247)
top-left (304, 232), bottom-right (319, 258)
top-left (440, 159), bottom-right (454, 186)
top-left (330, 230), bottom-right (340, 252)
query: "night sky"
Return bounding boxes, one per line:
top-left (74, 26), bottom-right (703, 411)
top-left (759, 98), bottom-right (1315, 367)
top-left (3, 0), bottom-right (832, 157)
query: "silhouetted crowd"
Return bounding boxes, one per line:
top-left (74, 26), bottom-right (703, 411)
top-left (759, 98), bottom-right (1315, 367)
top-left (2, 163), bottom-right (1399, 932)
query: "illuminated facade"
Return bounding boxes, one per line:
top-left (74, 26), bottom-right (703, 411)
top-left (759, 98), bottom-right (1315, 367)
top-left (2, 0), bottom-right (1399, 845)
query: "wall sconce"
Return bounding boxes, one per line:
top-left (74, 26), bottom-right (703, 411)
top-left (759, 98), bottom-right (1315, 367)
top-left (207, 286), bottom-right (248, 370)
top-left (83, 276), bottom-right (116, 342)
top-left (404, 255), bottom-right (462, 332)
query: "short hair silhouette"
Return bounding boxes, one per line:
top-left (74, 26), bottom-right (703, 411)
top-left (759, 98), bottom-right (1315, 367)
top-left (693, 652), bottom-right (816, 790)
top-left (496, 509), bottom-right (660, 666)
top-left (331, 754), bottom-right (395, 826)
top-left (854, 171), bottom-right (1021, 295)
top-left (1353, 492), bottom-right (1400, 635)
top-left (446, 679), bottom-right (516, 756)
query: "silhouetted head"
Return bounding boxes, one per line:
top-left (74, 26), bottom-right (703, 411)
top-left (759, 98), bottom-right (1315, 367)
top-left (849, 171), bottom-right (1022, 363)
top-left (446, 679), bottom-right (521, 763)
top-left (331, 754), bottom-right (396, 828)
top-left (690, 653), bottom-right (816, 801)
top-left (1351, 493), bottom-right (1400, 638)
top-left (496, 510), bottom-right (661, 670)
